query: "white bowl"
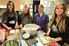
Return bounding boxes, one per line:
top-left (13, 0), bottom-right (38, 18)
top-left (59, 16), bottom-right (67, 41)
top-left (22, 24), bottom-right (40, 35)
top-left (23, 33), bottom-right (30, 39)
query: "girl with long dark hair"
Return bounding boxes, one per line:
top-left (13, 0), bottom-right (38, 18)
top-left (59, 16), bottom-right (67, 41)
top-left (2, 1), bottom-right (19, 30)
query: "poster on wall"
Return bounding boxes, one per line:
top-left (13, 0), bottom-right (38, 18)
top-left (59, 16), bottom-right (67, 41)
top-left (43, 1), bottom-right (55, 15)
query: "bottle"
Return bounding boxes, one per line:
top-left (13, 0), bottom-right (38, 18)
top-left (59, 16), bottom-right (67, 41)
top-left (14, 28), bottom-right (18, 40)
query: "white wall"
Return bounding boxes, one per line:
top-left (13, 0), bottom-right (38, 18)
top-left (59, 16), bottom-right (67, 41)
top-left (41, 0), bottom-right (64, 4)
top-left (40, 0), bottom-right (64, 19)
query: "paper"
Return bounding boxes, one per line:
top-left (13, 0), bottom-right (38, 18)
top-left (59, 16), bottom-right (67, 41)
top-left (39, 36), bottom-right (49, 45)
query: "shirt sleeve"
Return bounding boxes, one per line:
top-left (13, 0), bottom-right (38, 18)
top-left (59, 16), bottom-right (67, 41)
top-left (2, 13), bottom-right (7, 24)
top-left (30, 16), bottom-right (33, 23)
top-left (18, 15), bottom-right (22, 25)
top-left (15, 13), bottom-right (18, 22)
top-left (61, 17), bottom-right (69, 40)
top-left (33, 14), bottom-right (37, 23)
top-left (45, 14), bottom-right (49, 23)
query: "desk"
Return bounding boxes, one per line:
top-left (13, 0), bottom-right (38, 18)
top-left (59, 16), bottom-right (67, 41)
top-left (5, 29), bottom-right (60, 46)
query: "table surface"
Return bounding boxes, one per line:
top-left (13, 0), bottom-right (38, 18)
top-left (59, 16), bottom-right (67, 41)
top-left (18, 30), bottom-right (46, 46)
top-left (20, 30), bottom-right (55, 46)
top-left (6, 29), bottom-right (60, 46)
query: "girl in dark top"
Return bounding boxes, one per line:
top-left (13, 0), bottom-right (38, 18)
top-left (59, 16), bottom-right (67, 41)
top-left (18, 5), bottom-right (32, 28)
top-left (2, 1), bottom-right (19, 30)
top-left (45, 3), bottom-right (69, 46)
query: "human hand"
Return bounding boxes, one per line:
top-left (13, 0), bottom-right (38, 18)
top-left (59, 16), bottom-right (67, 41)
top-left (15, 24), bottom-right (19, 29)
top-left (49, 38), bottom-right (57, 43)
top-left (7, 27), bottom-right (12, 30)
top-left (19, 24), bottom-right (23, 29)
top-left (44, 32), bottom-right (49, 36)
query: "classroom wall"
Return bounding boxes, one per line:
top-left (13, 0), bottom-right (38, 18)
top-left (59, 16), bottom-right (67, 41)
top-left (40, 0), bottom-right (69, 19)
top-left (0, 0), bottom-right (33, 11)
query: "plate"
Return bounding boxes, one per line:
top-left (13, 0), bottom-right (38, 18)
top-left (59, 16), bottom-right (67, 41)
top-left (22, 33), bottom-right (30, 39)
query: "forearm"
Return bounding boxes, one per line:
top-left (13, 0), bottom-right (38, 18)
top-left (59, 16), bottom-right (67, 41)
top-left (2, 23), bottom-right (9, 29)
top-left (19, 24), bottom-right (23, 28)
top-left (50, 37), bottom-right (62, 43)
top-left (16, 22), bottom-right (18, 25)
top-left (55, 37), bottom-right (62, 42)
top-left (15, 22), bottom-right (20, 29)
top-left (46, 23), bottom-right (49, 32)
top-left (47, 28), bottom-right (50, 34)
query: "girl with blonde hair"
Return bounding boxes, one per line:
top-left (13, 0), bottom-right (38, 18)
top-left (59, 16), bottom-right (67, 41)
top-left (46, 3), bottom-right (69, 46)
top-left (18, 5), bottom-right (32, 28)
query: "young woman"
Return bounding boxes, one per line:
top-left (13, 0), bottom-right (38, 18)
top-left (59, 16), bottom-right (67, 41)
top-left (18, 5), bottom-right (32, 28)
top-left (46, 3), bottom-right (69, 46)
top-left (2, 1), bottom-right (19, 30)
top-left (34, 4), bottom-right (49, 32)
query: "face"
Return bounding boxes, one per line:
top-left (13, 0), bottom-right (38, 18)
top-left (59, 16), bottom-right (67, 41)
top-left (8, 3), bottom-right (13, 12)
top-left (55, 5), bottom-right (64, 16)
top-left (23, 7), bottom-right (29, 14)
top-left (38, 5), bottom-right (44, 12)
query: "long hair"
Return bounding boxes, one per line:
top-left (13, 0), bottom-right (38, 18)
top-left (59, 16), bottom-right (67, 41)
top-left (3, 1), bottom-right (15, 15)
top-left (2, 1), bottom-right (16, 22)
top-left (21, 5), bottom-right (31, 23)
top-left (49, 3), bottom-right (66, 33)
top-left (6, 1), bottom-right (15, 13)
